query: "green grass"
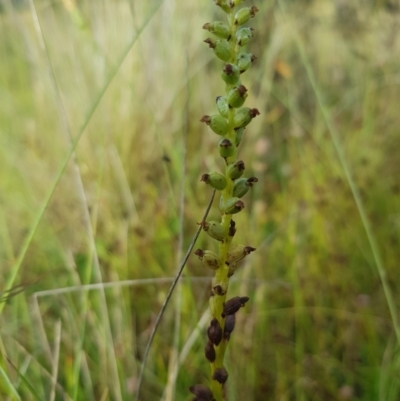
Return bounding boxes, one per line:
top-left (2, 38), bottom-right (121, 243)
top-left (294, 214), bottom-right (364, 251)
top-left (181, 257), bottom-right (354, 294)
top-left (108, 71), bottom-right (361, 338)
top-left (1, 0), bottom-right (400, 400)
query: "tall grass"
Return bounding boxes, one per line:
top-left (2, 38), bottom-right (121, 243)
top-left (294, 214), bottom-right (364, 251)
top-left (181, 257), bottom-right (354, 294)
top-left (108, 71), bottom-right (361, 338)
top-left (0, 0), bottom-right (400, 400)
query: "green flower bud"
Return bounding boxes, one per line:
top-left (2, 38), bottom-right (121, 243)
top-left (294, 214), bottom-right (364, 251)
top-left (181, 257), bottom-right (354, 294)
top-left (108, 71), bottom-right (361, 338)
top-left (214, 0), bottom-right (233, 13)
top-left (237, 53), bottom-right (257, 73)
top-left (233, 176), bottom-right (258, 198)
top-left (194, 249), bottom-right (221, 270)
top-left (233, 107), bottom-right (260, 129)
top-left (221, 63), bottom-right (240, 85)
top-left (227, 85), bottom-right (248, 108)
top-left (204, 38), bottom-right (231, 62)
top-left (201, 172), bottom-right (227, 190)
top-left (222, 197), bottom-right (244, 215)
top-left (227, 244), bottom-right (256, 264)
top-left (227, 160), bottom-right (245, 179)
top-left (201, 221), bottom-right (227, 241)
top-left (236, 27), bottom-right (255, 47)
top-left (234, 6), bottom-right (259, 26)
top-left (218, 138), bottom-right (235, 158)
top-left (232, 0), bottom-right (244, 6)
top-left (235, 127), bottom-right (245, 146)
top-left (203, 21), bottom-right (231, 40)
top-left (216, 96), bottom-right (229, 118)
top-left (227, 262), bottom-right (237, 278)
top-left (200, 114), bottom-right (229, 136)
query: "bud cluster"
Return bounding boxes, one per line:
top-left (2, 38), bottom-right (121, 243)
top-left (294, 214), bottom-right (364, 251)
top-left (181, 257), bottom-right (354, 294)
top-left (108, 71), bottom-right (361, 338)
top-left (191, 1), bottom-right (259, 400)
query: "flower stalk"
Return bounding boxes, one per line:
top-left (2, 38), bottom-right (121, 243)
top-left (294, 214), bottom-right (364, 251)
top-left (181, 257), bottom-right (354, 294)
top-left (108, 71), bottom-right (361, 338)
top-left (192, 1), bottom-right (259, 400)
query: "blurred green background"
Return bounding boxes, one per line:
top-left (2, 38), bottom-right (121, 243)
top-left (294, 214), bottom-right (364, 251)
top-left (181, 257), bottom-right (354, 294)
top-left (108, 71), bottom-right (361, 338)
top-left (1, 0), bottom-right (400, 400)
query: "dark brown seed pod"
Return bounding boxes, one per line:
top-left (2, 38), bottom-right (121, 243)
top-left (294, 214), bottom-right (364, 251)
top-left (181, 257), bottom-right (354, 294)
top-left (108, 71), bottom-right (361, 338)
top-left (189, 384), bottom-right (215, 401)
top-left (224, 314), bottom-right (236, 340)
top-left (221, 296), bottom-right (249, 318)
top-left (205, 340), bottom-right (216, 362)
top-left (212, 367), bottom-right (229, 384)
top-left (228, 219), bottom-right (236, 237)
top-left (207, 318), bottom-right (223, 346)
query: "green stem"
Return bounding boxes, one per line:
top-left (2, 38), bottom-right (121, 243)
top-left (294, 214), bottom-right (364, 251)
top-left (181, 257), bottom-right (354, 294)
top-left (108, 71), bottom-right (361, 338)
top-left (210, 10), bottom-right (240, 401)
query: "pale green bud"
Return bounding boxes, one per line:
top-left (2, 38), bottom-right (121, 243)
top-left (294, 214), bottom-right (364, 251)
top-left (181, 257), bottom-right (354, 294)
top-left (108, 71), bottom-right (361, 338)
top-left (227, 244), bottom-right (256, 264)
top-left (237, 53), bottom-right (256, 73)
top-left (201, 172), bottom-right (227, 190)
top-left (233, 107), bottom-right (260, 129)
top-left (227, 245), bottom-right (256, 276)
top-left (221, 63), bottom-right (240, 85)
top-left (235, 127), bottom-right (244, 146)
top-left (222, 197), bottom-right (245, 215)
top-left (203, 21), bottom-right (231, 40)
top-left (233, 176), bottom-right (258, 198)
top-left (214, 0), bottom-right (233, 13)
top-left (236, 27), bottom-right (255, 46)
top-left (227, 160), bottom-right (245, 179)
top-left (232, 0), bottom-right (244, 6)
top-left (200, 114), bottom-right (229, 136)
top-left (204, 38), bottom-right (231, 62)
top-left (216, 96), bottom-right (229, 118)
top-left (201, 220), bottom-right (227, 241)
top-left (227, 85), bottom-right (248, 108)
top-left (194, 249), bottom-right (221, 270)
top-left (218, 138), bottom-right (235, 158)
top-left (234, 6), bottom-right (259, 26)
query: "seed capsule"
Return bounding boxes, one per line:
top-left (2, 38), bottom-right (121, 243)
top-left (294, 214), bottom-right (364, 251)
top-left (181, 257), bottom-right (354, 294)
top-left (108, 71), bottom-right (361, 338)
top-left (189, 384), bottom-right (215, 401)
top-left (233, 107), bottom-right (260, 129)
top-left (194, 249), bottom-right (221, 270)
top-left (213, 40), bottom-right (231, 62)
top-left (212, 367), bottom-right (229, 384)
top-left (214, 0), bottom-right (233, 13)
top-left (205, 340), bottom-right (216, 362)
top-left (200, 115), bottom-right (229, 136)
top-left (222, 296), bottom-right (249, 317)
top-left (227, 160), bottom-right (245, 179)
top-left (236, 27), bottom-right (255, 47)
top-left (236, 53), bottom-right (257, 74)
top-left (227, 244), bottom-right (256, 265)
top-left (221, 63), bottom-right (240, 85)
top-left (227, 85), bottom-right (248, 108)
top-left (228, 219), bottom-right (236, 237)
top-left (201, 172), bottom-right (227, 190)
top-left (222, 197), bottom-right (244, 215)
top-left (200, 221), bottom-right (227, 242)
top-left (234, 6), bottom-right (259, 26)
top-left (203, 21), bottom-right (231, 40)
top-left (218, 138), bottom-right (235, 158)
top-left (207, 318), bottom-right (223, 346)
top-left (216, 96), bottom-right (229, 118)
top-left (233, 176), bottom-right (258, 198)
top-left (224, 314), bottom-right (236, 340)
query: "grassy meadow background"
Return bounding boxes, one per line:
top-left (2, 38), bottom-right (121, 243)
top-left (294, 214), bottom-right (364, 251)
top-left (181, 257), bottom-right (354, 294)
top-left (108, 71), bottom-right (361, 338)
top-left (1, 0), bottom-right (400, 400)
